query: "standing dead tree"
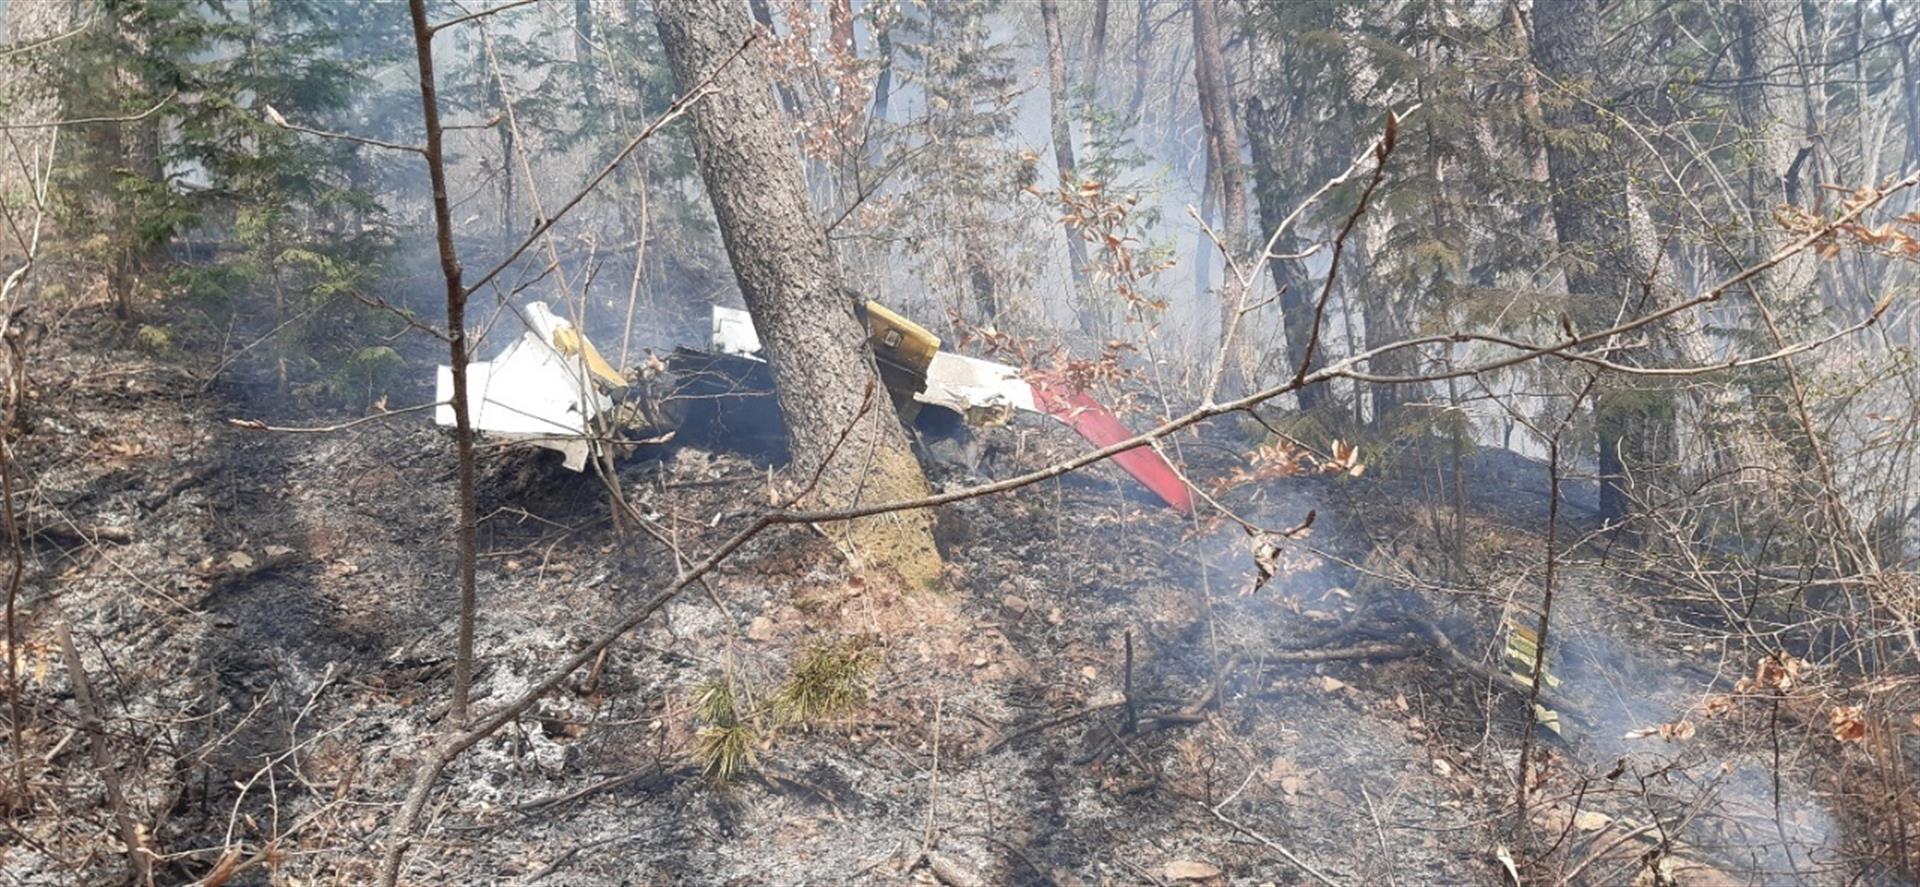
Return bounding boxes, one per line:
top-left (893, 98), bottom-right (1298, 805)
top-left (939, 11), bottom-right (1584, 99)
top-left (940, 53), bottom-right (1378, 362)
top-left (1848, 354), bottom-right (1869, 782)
top-left (1040, 0), bottom-right (1094, 333)
top-left (1191, 0), bottom-right (1251, 395)
top-left (404, 0), bottom-right (482, 727)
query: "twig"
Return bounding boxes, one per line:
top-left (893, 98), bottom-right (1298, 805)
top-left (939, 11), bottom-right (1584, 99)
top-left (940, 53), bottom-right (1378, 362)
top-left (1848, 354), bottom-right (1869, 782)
top-left (263, 105), bottom-right (424, 155)
top-left (0, 92), bottom-right (176, 131)
top-left (526, 828), bottom-right (652, 882)
top-left (1292, 110), bottom-right (1397, 388)
top-left (227, 401), bottom-right (444, 434)
top-left (1361, 784), bottom-right (1397, 887)
top-left (459, 33), bottom-right (756, 299)
top-left (429, 0), bottom-right (541, 33)
top-left (1208, 798), bottom-right (1341, 887)
top-left (921, 692), bottom-right (944, 856)
top-left (0, 23), bottom-right (87, 61)
top-left (1259, 641), bottom-right (1418, 664)
top-left (58, 624), bottom-right (150, 884)
top-left (983, 700), bottom-right (1124, 754)
top-left (348, 289), bottom-right (451, 342)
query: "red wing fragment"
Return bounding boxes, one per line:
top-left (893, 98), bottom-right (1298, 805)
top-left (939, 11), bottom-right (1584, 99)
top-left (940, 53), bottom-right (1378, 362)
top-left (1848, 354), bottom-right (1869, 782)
top-left (1029, 374), bottom-right (1193, 513)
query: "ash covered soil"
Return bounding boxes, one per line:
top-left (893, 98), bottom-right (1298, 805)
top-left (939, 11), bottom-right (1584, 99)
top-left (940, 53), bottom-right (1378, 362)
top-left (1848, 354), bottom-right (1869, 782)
top-left (2, 305), bottom-right (1867, 885)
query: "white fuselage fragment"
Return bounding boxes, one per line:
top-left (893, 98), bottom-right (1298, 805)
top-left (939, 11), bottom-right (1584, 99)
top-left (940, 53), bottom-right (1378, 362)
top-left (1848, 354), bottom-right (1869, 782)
top-left (706, 305), bottom-right (1036, 418)
top-left (917, 351), bottom-right (1036, 415)
top-left (435, 302), bottom-right (610, 471)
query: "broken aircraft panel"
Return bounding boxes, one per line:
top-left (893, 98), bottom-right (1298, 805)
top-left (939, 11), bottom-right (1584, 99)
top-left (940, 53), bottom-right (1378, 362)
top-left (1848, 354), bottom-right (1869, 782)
top-left (441, 299), bottom-right (1192, 512)
top-left (436, 302), bottom-right (617, 471)
top-left (681, 303), bottom-right (1193, 513)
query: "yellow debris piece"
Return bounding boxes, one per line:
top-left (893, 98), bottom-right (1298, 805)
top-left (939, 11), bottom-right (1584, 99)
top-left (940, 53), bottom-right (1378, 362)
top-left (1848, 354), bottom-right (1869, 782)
top-left (550, 325), bottom-right (627, 390)
top-left (863, 300), bottom-right (940, 374)
top-left (1503, 614), bottom-right (1565, 734)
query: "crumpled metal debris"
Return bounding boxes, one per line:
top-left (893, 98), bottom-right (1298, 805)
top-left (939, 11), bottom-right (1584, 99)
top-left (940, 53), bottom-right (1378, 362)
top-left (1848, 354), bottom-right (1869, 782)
top-left (693, 303), bottom-right (1192, 512)
top-left (436, 302), bottom-right (620, 471)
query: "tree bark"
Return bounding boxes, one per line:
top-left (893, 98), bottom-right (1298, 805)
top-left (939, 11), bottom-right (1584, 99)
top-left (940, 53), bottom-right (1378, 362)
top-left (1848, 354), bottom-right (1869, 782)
top-left (1127, 0), bottom-right (1154, 123)
top-left (574, 0), bottom-right (596, 103)
top-left (654, 0), bottom-right (941, 586)
top-left (1039, 0), bottom-right (1094, 335)
top-left (1089, 0), bottom-right (1110, 99)
top-left (1881, 0), bottom-right (1920, 174)
top-left (1191, 0), bottom-right (1250, 395)
top-left (406, 0), bottom-right (481, 725)
top-left (867, 21), bottom-right (894, 168)
top-left (1244, 95), bottom-right (1323, 411)
top-left (872, 22), bottom-right (894, 123)
top-left (1530, 0), bottom-right (1663, 524)
top-left (746, 0), bottom-right (803, 117)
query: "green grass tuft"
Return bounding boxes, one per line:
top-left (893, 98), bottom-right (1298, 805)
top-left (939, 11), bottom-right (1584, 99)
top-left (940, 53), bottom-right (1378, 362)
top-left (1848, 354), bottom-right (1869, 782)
top-left (775, 636), bottom-right (876, 725)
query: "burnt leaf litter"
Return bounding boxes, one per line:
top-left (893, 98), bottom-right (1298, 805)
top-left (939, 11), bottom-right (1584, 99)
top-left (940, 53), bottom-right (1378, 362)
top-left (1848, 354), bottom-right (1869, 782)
top-left (0, 308), bottom-right (1869, 885)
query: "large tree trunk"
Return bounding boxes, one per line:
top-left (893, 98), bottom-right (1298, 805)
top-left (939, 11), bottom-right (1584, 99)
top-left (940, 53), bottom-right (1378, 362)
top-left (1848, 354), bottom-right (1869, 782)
top-left (1243, 97), bottom-right (1323, 411)
top-left (574, 0), bottom-right (596, 103)
top-left (1039, 0), bottom-right (1094, 336)
top-left (1127, 0), bottom-right (1153, 123)
top-left (1191, 0), bottom-right (1250, 397)
top-left (654, 0), bottom-right (942, 586)
top-left (1530, 0), bottom-right (1670, 524)
top-left (1726, 0), bottom-right (1815, 450)
top-left (1881, 0), bottom-right (1920, 175)
top-left (1088, 0), bottom-right (1110, 102)
top-left (745, 0), bottom-right (803, 117)
top-left (1731, 0), bottom-right (1814, 300)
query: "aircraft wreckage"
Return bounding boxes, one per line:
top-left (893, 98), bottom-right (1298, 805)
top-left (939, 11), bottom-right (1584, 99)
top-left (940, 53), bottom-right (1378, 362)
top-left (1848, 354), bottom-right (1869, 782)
top-left (438, 300), bottom-right (1193, 512)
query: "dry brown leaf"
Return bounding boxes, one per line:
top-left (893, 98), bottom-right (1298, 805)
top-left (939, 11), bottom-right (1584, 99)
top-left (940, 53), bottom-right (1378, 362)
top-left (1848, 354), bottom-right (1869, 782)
top-left (1625, 719), bottom-right (1696, 742)
top-left (201, 849), bottom-right (242, 887)
top-left (1573, 810), bottom-right (1612, 832)
top-left (1749, 653), bottom-right (1808, 693)
top-left (1163, 860), bottom-right (1223, 881)
top-left (1831, 705), bottom-right (1868, 743)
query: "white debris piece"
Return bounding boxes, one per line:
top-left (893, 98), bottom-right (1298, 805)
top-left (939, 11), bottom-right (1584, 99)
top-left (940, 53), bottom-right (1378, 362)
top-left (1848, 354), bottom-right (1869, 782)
top-left (918, 351), bottom-right (1036, 414)
top-left (711, 305), bottom-right (763, 357)
top-left (706, 304), bottom-right (1038, 416)
top-left (436, 302), bottom-right (610, 471)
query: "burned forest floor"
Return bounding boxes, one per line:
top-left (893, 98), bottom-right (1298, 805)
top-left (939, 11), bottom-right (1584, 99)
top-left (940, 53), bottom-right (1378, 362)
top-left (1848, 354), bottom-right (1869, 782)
top-left (0, 302), bottom-right (1890, 886)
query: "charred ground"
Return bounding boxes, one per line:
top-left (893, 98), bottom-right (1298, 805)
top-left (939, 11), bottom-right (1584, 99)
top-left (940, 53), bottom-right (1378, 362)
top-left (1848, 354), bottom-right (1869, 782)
top-left (0, 302), bottom-right (1885, 886)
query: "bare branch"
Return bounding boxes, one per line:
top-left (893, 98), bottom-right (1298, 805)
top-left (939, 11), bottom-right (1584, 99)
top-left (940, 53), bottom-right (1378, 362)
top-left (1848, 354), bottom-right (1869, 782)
top-left (227, 401), bottom-right (445, 434)
top-left (460, 32), bottom-right (758, 298)
top-left (0, 91), bottom-right (175, 131)
top-left (429, 0), bottom-right (541, 34)
top-left (263, 103), bottom-right (426, 155)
